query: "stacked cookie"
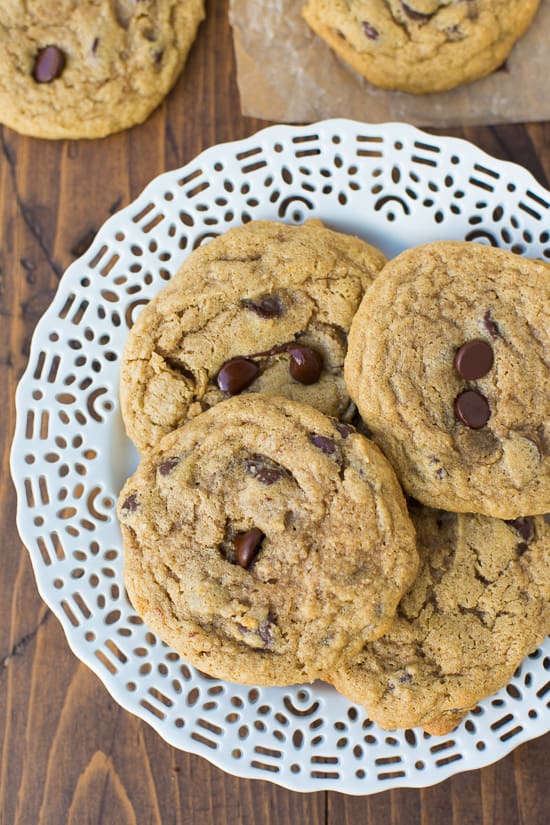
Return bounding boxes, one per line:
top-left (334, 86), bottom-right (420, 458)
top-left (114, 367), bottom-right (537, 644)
top-left (117, 221), bottom-right (550, 734)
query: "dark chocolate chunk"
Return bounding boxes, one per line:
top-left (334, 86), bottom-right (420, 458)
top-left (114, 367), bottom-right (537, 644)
top-left (258, 618), bottom-right (273, 645)
top-left (483, 310), bottom-right (500, 339)
top-left (287, 344), bottom-right (323, 385)
top-left (217, 357), bottom-right (259, 395)
top-left (234, 528), bottom-right (264, 569)
top-left (401, 2), bottom-right (432, 21)
top-left (362, 21), bottom-right (379, 39)
top-left (121, 493), bottom-right (138, 512)
top-left (244, 454), bottom-right (288, 485)
top-left (309, 434), bottom-right (338, 455)
top-left (158, 457), bottom-right (180, 476)
top-left (454, 390), bottom-right (491, 429)
top-left (506, 517), bottom-right (535, 545)
top-left (335, 421), bottom-right (355, 439)
top-left (33, 46), bottom-right (66, 83)
top-left (454, 339), bottom-right (494, 380)
top-left (242, 294), bottom-right (284, 319)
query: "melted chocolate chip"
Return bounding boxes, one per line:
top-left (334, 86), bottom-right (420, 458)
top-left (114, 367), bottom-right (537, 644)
top-left (362, 21), bottom-right (379, 39)
top-left (33, 46), bottom-right (66, 83)
top-left (309, 434), bottom-right (338, 455)
top-left (234, 528), bottom-right (264, 569)
top-left (454, 339), bottom-right (494, 380)
top-left (454, 390), bottom-right (491, 429)
top-left (401, 2), bottom-right (432, 21)
top-left (217, 357), bottom-right (259, 395)
top-left (121, 493), bottom-right (138, 512)
top-left (483, 310), bottom-right (500, 339)
top-left (258, 619), bottom-right (273, 645)
top-left (506, 517), bottom-right (535, 545)
top-left (242, 295), bottom-right (284, 319)
top-left (244, 454), bottom-right (288, 485)
top-left (286, 344), bottom-right (323, 385)
top-left (159, 457), bottom-right (180, 476)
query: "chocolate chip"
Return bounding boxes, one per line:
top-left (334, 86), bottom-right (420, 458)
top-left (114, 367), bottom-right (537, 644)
top-left (287, 345), bottom-right (322, 385)
top-left (258, 619), bottom-right (273, 645)
top-left (454, 340), bottom-right (494, 380)
top-left (121, 493), bottom-right (138, 512)
top-left (33, 46), bottom-right (66, 83)
top-left (335, 422), bottom-right (354, 439)
top-left (242, 295), bottom-right (284, 319)
top-left (399, 673), bottom-right (413, 684)
top-left (244, 454), bottom-right (288, 485)
top-left (506, 517), bottom-right (535, 545)
top-left (158, 457), bottom-right (180, 476)
top-left (91, 37), bottom-right (100, 56)
top-left (234, 528), bottom-right (264, 569)
top-left (454, 390), bottom-right (491, 429)
top-left (401, 3), bottom-right (432, 21)
top-left (217, 357), bottom-right (259, 395)
top-left (483, 310), bottom-right (500, 339)
top-left (310, 434), bottom-right (338, 455)
top-left (362, 21), bottom-right (379, 39)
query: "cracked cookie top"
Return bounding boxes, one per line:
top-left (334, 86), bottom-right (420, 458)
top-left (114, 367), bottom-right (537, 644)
top-left (0, 1), bottom-right (205, 139)
top-left (117, 394), bottom-right (418, 685)
top-left (302, 1), bottom-right (541, 94)
top-left (345, 241), bottom-right (550, 519)
top-left (330, 504), bottom-right (550, 734)
top-left (120, 219), bottom-right (387, 453)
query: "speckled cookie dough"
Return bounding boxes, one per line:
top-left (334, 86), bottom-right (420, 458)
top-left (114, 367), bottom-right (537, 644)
top-left (118, 394), bottom-right (418, 686)
top-left (330, 505), bottom-right (550, 734)
top-left (302, 0), bottom-right (541, 94)
top-left (120, 219), bottom-right (387, 453)
top-left (0, 1), bottom-right (205, 139)
top-left (345, 241), bottom-right (550, 519)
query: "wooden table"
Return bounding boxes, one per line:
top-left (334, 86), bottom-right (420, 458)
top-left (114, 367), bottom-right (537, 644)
top-left (1, 2), bottom-right (548, 822)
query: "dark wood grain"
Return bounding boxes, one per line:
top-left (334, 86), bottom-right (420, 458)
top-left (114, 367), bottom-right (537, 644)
top-left (1, 1), bottom-right (548, 823)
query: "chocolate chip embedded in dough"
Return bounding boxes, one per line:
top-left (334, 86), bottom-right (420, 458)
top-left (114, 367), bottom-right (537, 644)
top-left (286, 345), bottom-right (323, 385)
top-left (244, 455), bottom-right (288, 485)
top-left (505, 517), bottom-right (535, 545)
top-left (401, 3), bottom-right (432, 21)
top-left (335, 422), bottom-right (355, 439)
top-left (362, 21), bottom-right (379, 40)
top-left (242, 294), bottom-right (284, 319)
top-left (483, 310), bottom-right (500, 339)
top-left (454, 390), bottom-right (491, 429)
top-left (234, 528), bottom-right (264, 569)
top-left (33, 46), bottom-right (66, 83)
top-left (309, 434), bottom-right (338, 455)
top-left (121, 493), bottom-right (138, 512)
top-left (158, 457), bottom-right (180, 476)
top-left (217, 357), bottom-right (259, 395)
top-left (454, 339), bottom-right (494, 380)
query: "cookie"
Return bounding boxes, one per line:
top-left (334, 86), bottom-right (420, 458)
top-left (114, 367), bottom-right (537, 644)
top-left (120, 219), bottom-right (387, 453)
top-left (0, 1), bottom-right (205, 139)
top-left (118, 394), bottom-right (418, 685)
top-left (345, 241), bottom-right (550, 519)
top-left (301, 1), bottom-right (541, 94)
top-left (330, 505), bottom-right (550, 734)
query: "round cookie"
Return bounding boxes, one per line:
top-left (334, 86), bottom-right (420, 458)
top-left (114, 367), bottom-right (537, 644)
top-left (330, 505), bottom-right (550, 734)
top-left (345, 241), bottom-right (550, 519)
top-left (301, 1), bottom-right (541, 94)
top-left (118, 394), bottom-right (418, 686)
top-left (0, 1), bottom-right (205, 139)
top-left (120, 219), bottom-right (387, 453)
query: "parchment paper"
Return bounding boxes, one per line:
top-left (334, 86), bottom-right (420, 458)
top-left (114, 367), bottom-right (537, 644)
top-left (229, 0), bottom-right (550, 126)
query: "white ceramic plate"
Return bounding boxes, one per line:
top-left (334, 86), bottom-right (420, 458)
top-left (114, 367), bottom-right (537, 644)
top-left (10, 120), bottom-right (550, 794)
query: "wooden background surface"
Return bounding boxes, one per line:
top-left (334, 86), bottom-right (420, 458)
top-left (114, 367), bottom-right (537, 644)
top-left (1, 2), bottom-right (549, 823)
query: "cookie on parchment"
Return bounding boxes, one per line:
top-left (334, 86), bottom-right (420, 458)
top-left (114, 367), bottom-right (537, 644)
top-left (0, 1), bottom-right (205, 139)
top-left (118, 395), bottom-right (418, 685)
top-left (330, 505), bottom-right (550, 734)
top-left (120, 219), bottom-right (387, 453)
top-left (301, 1), bottom-right (541, 94)
top-left (344, 241), bottom-right (550, 519)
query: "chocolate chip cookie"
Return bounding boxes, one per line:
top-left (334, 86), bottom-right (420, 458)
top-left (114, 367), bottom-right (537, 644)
top-left (120, 219), bottom-right (387, 453)
top-left (118, 394), bottom-right (418, 685)
top-left (330, 504), bottom-right (550, 734)
top-left (345, 241), bottom-right (550, 519)
top-left (0, 1), bottom-right (205, 139)
top-left (301, 1), bottom-right (541, 94)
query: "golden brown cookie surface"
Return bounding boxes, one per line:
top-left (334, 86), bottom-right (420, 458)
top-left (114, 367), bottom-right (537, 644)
top-left (118, 395), bottom-right (418, 686)
top-left (302, 0), bottom-right (541, 94)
